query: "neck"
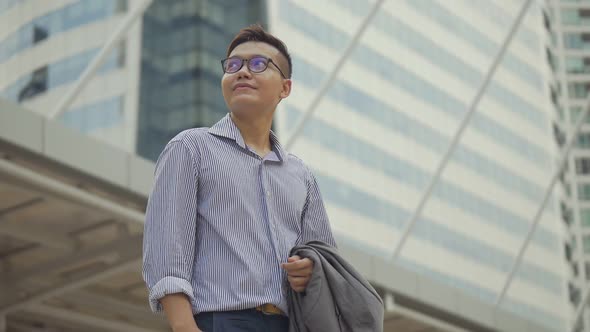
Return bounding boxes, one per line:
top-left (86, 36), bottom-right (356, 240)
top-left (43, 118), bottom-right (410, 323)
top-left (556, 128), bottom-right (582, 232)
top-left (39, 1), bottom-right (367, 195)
top-left (230, 111), bottom-right (273, 155)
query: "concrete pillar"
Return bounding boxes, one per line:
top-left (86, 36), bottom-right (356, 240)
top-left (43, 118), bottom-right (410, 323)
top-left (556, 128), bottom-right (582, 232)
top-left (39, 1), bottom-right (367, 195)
top-left (0, 315), bottom-right (7, 332)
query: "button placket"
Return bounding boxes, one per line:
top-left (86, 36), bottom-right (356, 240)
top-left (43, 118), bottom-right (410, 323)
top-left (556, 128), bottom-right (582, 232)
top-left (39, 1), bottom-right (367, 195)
top-left (261, 162), bottom-right (282, 263)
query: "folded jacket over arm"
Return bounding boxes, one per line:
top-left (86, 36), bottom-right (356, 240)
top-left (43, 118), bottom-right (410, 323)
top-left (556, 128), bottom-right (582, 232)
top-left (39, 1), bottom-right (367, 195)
top-left (287, 241), bottom-right (384, 332)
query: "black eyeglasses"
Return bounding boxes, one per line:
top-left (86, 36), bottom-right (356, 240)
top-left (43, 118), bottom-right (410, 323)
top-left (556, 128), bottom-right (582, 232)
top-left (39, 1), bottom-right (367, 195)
top-left (221, 56), bottom-right (287, 79)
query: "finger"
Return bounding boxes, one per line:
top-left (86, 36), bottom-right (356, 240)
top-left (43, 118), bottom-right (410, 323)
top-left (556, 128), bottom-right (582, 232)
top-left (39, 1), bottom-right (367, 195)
top-left (287, 255), bottom-right (301, 263)
top-left (282, 264), bottom-right (312, 275)
top-left (288, 275), bottom-right (308, 286)
top-left (285, 268), bottom-right (312, 277)
top-left (288, 276), bottom-right (309, 290)
top-left (282, 258), bottom-right (313, 272)
top-left (290, 281), bottom-right (307, 293)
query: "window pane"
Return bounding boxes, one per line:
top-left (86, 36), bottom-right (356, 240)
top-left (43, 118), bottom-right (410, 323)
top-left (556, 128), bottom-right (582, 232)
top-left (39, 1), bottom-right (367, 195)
top-left (578, 184), bottom-right (590, 200)
top-left (581, 209), bottom-right (590, 227)
top-left (584, 235), bottom-right (590, 253)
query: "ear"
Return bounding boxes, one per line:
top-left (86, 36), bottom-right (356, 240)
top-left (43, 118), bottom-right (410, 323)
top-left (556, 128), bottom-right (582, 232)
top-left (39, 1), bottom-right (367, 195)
top-left (279, 79), bottom-right (292, 99)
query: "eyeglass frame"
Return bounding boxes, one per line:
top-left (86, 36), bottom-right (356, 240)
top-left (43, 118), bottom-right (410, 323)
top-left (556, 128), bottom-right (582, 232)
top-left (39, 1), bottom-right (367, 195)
top-left (220, 56), bottom-right (288, 79)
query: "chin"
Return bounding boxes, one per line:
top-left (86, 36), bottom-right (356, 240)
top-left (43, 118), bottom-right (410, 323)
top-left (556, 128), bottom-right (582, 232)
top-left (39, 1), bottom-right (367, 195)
top-left (231, 101), bottom-right (261, 112)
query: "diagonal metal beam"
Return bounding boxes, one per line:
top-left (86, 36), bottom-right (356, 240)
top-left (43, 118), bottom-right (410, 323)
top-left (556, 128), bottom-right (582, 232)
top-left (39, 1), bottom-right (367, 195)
top-left (48, 0), bottom-right (153, 119)
top-left (0, 197), bottom-right (43, 217)
top-left (0, 234), bottom-right (142, 286)
top-left (284, 0), bottom-right (386, 150)
top-left (390, 0), bottom-right (534, 261)
top-left (0, 256), bottom-right (141, 316)
top-left (26, 305), bottom-right (159, 332)
top-left (7, 318), bottom-right (96, 332)
top-left (71, 289), bottom-right (156, 321)
top-left (0, 222), bottom-right (77, 251)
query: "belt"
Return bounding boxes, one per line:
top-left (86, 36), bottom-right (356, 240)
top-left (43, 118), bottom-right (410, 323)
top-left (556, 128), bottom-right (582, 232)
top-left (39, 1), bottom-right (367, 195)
top-left (255, 303), bottom-right (285, 316)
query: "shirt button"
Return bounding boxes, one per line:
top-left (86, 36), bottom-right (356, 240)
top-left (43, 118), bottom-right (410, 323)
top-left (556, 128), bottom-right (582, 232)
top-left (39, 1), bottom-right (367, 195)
top-left (266, 191), bottom-right (271, 197)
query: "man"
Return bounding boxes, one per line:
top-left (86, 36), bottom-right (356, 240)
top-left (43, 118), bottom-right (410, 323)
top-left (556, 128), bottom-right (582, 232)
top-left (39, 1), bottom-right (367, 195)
top-left (142, 25), bottom-right (336, 332)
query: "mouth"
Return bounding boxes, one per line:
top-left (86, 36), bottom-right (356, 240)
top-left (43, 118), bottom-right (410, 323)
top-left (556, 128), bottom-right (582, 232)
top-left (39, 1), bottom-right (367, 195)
top-left (233, 83), bottom-right (255, 91)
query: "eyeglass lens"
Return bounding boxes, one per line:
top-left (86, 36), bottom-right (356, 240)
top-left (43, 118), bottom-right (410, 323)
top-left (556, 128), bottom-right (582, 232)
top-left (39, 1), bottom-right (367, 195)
top-left (224, 57), bottom-right (268, 73)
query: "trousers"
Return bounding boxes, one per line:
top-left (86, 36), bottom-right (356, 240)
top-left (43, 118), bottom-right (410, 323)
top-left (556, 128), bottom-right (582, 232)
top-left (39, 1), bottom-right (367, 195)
top-left (195, 309), bottom-right (289, 332)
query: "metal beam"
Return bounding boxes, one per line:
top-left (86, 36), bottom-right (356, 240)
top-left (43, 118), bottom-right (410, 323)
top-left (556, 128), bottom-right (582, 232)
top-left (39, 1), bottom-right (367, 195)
top-left (0, 221), bottom-right (77, 250)
top-left (0, 234), bottom-right (141, 286)
top-left (26, 305), bottom-right (159, 332)
top-left (494, 95), bottom-right (590, 308)
top-left (7, 320), bottom-right (70, 332)
top-left (0, 159), bottom-right (145, 225)
top-left (0, 257), bottom-right (140, 316)
top-left (0, 197), bottom-right (43, 217)
top-left (70, 289), bottom-right (156, 321)
top-left (48, 0), bottom-right (154, 119)
top-left (0, 239), bottom-right (142, 308)
top-left (390, 0), bottom-right (534, 261)
top-left (284, 0), bottom-right (386, 150)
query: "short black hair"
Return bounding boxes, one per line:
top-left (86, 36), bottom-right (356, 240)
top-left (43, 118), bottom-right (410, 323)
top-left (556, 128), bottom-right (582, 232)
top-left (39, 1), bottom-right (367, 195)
top-left (226, 24), bottom-right (292, 78)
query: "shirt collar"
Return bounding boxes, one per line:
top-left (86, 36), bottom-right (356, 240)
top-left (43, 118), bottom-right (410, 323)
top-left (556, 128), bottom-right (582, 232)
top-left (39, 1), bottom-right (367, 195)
top-left (208, 113), bottom-right (287, 163)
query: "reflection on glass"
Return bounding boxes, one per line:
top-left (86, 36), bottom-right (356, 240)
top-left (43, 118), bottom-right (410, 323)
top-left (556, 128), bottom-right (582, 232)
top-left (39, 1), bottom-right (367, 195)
top-left (3, 46), bottom-right (124, 103)
top-left (18, 67), bottom-right (47, 102)
top-left (0, 0), bottom-right (127, 62)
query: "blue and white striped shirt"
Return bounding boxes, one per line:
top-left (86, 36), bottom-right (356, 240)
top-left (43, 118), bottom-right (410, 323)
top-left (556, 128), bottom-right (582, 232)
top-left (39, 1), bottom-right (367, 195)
top-left (142, 113), bottom-right (336, 315)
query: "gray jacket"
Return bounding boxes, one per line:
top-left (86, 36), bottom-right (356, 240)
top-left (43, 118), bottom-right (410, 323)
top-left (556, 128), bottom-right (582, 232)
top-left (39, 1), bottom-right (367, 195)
top-left (287, 241), bottom-right (384, 332)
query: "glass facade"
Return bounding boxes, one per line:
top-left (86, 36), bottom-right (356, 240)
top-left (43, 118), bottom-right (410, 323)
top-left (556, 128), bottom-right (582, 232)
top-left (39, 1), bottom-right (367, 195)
top-left (566, 56), bottom-right (590, 74)
top-left (0, 0), bottom-right (573, 330)
top-left (274, 0), bottom-right (564, 330)
top-left (0, 0), bottom-right (128, 136)
top-left (60, 95), bottom-right (125, 133)
top-left (564, 32), bottom-right (590, 50)
top-left (571, 106), bottom-right (590, 124)
top-left (557, 3), bottom-right (590, 329)
top-left (562, 8), bottom-right (590, 25)
top-left (136, 0), bottom-right (265, 161)
top-left (579, 184), bottom-right (590, 201)
top-left (581, 209), bottom-right (590, 227)
top-left (0, 0), bottom-right (19, 14)
top-left (0, 0), bottom-right (126, 62)
top-left (1, 46), bottom-right (124, 103)
top-left (568, 82), bottom-right (590, 99)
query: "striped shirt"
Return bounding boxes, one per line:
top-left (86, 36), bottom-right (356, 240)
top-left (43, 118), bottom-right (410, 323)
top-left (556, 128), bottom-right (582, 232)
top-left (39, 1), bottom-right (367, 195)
top-left (142, 113), bottom-right (336, 315)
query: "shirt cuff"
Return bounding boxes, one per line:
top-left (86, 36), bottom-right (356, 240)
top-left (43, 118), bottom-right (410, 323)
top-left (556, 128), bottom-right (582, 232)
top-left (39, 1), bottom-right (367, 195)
top-left (148, 276), bottom-right (196, 313)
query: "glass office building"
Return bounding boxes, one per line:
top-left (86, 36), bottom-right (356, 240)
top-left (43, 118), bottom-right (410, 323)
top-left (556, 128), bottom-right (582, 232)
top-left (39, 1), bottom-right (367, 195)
top-left (136, 0), bottom-right (264, 160)
top-left (0, 0), bottom-right (264, 160)
top-left (0, 0), bottom-right (573, 330)
top-left (269, 0), bottom-right (568, 330)
top-left (0, 0), bottom-right (131, 148)
top-left (549, 0), bottom-right (590, 331)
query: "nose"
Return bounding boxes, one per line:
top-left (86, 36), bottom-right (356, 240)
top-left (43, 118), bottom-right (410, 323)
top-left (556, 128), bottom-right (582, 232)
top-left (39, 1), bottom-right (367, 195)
top-left (236, 60), bottom-right (252, 79)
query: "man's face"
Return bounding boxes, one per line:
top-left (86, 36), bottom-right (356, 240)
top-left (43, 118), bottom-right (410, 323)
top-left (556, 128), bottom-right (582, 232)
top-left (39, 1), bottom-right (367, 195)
top-left (221, 41), bottom-right (291, 116)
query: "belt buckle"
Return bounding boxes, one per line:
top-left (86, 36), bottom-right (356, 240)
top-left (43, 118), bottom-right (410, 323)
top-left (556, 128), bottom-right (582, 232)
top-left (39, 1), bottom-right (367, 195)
top-left (258, 303), bottom-right (281, 316)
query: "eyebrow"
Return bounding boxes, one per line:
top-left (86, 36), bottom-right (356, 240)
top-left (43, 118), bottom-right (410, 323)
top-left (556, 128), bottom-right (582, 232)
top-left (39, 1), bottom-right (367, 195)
top-left (228, 54), bottom-right (267, 59)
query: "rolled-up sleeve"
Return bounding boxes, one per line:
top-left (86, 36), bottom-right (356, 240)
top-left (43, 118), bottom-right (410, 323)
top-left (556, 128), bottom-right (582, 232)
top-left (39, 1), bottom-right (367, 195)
top-left (298, 167), bottom-right (337, 247)
top-left (142, 140), bottom-right (199, 312)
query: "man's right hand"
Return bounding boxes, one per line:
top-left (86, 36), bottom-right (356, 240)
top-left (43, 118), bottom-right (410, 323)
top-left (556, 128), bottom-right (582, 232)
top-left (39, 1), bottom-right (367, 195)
top-left (160, 294), bottom-right (201, 332)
